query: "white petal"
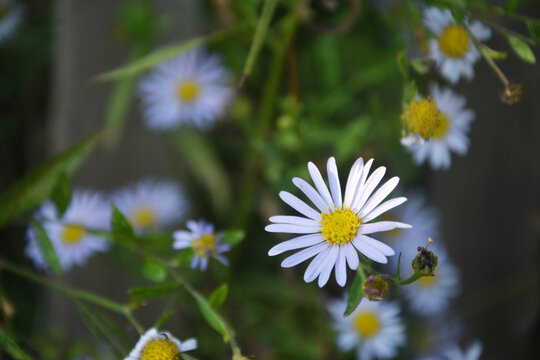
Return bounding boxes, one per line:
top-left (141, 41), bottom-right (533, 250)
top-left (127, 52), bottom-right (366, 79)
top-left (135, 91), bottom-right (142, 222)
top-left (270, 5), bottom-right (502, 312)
top-left (344, 157), bottom-right (364, 206)
top-left (268, 234), bottom-right (325, 256)
top-left (281, 242), bottom-right (328, 268)
top-left (352, 166), bottom-right (386, 211)
top-left (352, 238), bottom-right (388, 263)
top-left (279, 191), bottom-right (321, 221)
top-left (265, 223), bottom-right (320, 234)
top-left (318, 245), bottom-right (339, 287)
top-left (179, 338), bottom-right (198, 352)
top-left (358, 176), bottom-right (400, 217)
top-left (269, 215), bottom-right (320, 227)
top-left (308, 162), bottom-right (334, 208)
top-left (335, 247), bottom-right (347, 287)
top-left (362, 197), bottom-right (407, 222)
top-left (327, 157), bottom-right (342, 208)
top-left (304, 247), bottom-right (331, 282)
top-left (292, 177), bottom-right (329, 213)
top-left (358, 235), bottom-right (395, 256)
top-left (344, 243), bottom-right (359, 270)
top-left (359, 221), bottom-right (411, 235)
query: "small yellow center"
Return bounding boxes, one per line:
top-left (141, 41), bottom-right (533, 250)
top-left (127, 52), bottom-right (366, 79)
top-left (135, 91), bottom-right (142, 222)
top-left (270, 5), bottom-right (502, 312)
top-left (417, 275), bottom-right (437, 287)
top-left (133, 207), bottom-right (155, 229)
top-left (140, 338), bottom-right (180, 360)
top-left (319, 207), bottom-right (361, 245)
top-left (402, 98), bottom-right (446, 140)
top-left (438, 24), bottom-right (470, 58)
top-left (61, 225), bottom-right (85, 245)
top-left (191, 234), bottom-right (216, 256)
top-left (176, 80), bottom-right (200, 103)
top-left (354, 312), bottom-right (381, 338)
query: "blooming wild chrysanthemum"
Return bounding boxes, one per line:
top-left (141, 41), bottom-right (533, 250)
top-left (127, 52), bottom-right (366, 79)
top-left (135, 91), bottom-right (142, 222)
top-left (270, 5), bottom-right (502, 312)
top-left (173, 219), bottom-right (231, 271)
top-left (423, 6), bottom-right (491, 84)
top-left (138, 49), bottom-right (234, 131)
top-left (0, 0), bottom-right (23, 44)
top-left (25, 190), bottom-right (110, 271)
top-left (125, 328), bottom-right (197, 360)
top-left (329, 297), bottom-right (405, 360)
top-left (402, 84), bottom-right (474, 170)
top-left (112, 179), bottom-right (188, 234)
top-left (266, 157), bottom-right (411, 287)
top-left (444, 341), bottom-right (483, 360)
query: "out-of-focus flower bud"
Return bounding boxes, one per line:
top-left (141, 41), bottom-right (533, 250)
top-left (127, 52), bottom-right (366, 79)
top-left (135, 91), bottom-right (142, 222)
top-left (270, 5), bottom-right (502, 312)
top-left (501, 82), bottom-right (524, 105)
top-left (362, 274), bottom-right (391, 301)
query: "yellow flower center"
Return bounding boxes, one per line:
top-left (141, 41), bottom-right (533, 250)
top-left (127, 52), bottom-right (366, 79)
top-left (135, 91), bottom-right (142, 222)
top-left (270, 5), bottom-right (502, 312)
top-left (319, 207), bottom-right (361, 245)
top-left (416, 275), bottom-right (437, 287)
top-left (61, 225), bottom-right (85, 245)
top-left (354, 312), bottom-right (381, 338)
top-left (177, 80), bottom-right (200, 103)
top-left (402, 97), bottom-right (447, 140)
top-left (438, 24), bottom-right (470, 58)
top-left (191, 234), bottom-right (216, 256)
top-left (133, 207), bottom-right (156, 229)
top-left (140, 338), bottom-right (180, 360)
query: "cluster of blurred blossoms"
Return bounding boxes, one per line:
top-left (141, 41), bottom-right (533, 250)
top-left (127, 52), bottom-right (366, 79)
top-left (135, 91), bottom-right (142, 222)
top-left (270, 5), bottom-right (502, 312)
top-left (25, 179), bottom-right (230, 273)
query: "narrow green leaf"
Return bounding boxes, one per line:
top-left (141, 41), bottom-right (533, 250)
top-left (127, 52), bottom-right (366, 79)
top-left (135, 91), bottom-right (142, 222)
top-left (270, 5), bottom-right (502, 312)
top-left (191, 290), bottom-right (230, 342)
top-left (0, 132), bottom-right (101, 227)
top-left (97, 27), bottom-right (243, 81)
top-left (481, 44), bottom-right (508, 60)
top-left (110, 205), bottom-right (136, 245)
top-left (0, 327), bottom-right (32, 360)
top-left (527, 21), bottom-right (540, 45)
top-left (344, 268), bottom-right (366, 317)
top-left (155, 308), bottom-right (175, 329)
top-left (241, 0), bottom-right (279, 80)
top-left (403, 80), bottom-right (418, 104)
top-left (103, 71), bottom-right (138, 147)
top-left (209, 284), bottom-right (228, 309)
top-left (50, 171), bottom-right (71, 216)
top-left (221, 230), bottom-right (245, 247)
top-left (168, 129), bottom-right (232, 217)
top-left (410, 58), bottom-right (429, 74)
top-left (396, 51), bottom-right (409, 79)
top-left (507, 34), bottom-right (536, 64)
top-left (33, 224), bottom-right (61, 274)
top-left (129, 283), bottom-right (181, 299)
top-left (142, 258), bottom-right (167, 283)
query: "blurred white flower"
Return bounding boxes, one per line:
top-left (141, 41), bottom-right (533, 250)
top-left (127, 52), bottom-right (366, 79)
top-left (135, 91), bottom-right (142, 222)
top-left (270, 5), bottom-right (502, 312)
top-left (405, 84), bottom-right (475, 170)
top-left (125, 328), bottom-right (197, 360)
top-left (25, 190), bottom-right (110, 271)
top-left (266, 157), bottom-right (411, 287)
top-left (0, 0), bottom-right (23, 44)
top-left (329, 297), bottom-right (405, 360)
top-left (444, 341), bottom-right (483, 360)
top-left (423, 6), bottom-right (491, 84)
top-left (138, 49), bottom-right (234, 131)
top-left (112, 179), bottom-right (188, 234)
top-left (172, 219), bottom-right (231, 271)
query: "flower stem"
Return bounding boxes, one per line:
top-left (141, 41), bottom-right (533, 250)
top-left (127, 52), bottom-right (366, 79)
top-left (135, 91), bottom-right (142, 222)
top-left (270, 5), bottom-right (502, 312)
top-left (392, 272), bottom-right (423, 285)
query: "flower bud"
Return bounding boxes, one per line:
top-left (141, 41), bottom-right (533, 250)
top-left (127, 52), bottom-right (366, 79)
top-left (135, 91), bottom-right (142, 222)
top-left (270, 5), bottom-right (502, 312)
top-left (362, 274), bottom-right (391, 301)
top-left (500, 82), bottom-right (524, 105)
top-left (412, 246), bottom-right (438, 276)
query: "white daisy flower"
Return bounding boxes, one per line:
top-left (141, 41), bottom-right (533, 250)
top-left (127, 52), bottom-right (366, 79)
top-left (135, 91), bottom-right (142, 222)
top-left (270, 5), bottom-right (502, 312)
top-left (413, 319), bottom-right (463, 360)
top-left (329, 297), bottom-right (405, 360)
top-left (444, 341), bottom-right (482, 360)
top-left (25, 190), bottom-right (110, 271)
top-left (172, 219), bottom-right (231, 271)
top-left (266, 157), bottom-right (411, 287)
top-left (112, 179), bottom-right (188, 234)
top-left (0, 0), bottom-right (23, 44)
top-left (125, 328), bottom-right (197, 360)
top-left (401, 250), bottom-right (460, 316)
top-left (138, 49), bottom-right (234, 131)
top-left (423, 6), bottom-right (491, 84)
top-left (406, 84), bottom-right (475, 170)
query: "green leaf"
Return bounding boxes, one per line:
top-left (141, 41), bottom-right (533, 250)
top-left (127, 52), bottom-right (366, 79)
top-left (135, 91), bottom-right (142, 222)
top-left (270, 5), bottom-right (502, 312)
top-left (0, 132), bottom-right (101, 227)
top-left (33, 224), bottom-right (61, 274)
top-left (50, 171), bottom-right (71, 216)
top-left (209, 284), bottom-right (228, 309)
top-left (507, 34), bottom-right (536, 64)
top-left (142, 258), bottom-right (167, 282)
top-left (129, 283), bottom-right (181, 299)
top-left (344, 268), bottom-right (366, 317)
top-left (97, 27), bottom-right (243, 81)
top-left (481, 44), bottom-right (508, 60)
top-left (222, 230), bottom-right (245, 247)
top-left (241, 0), bottom-right (279, 80)
top-left (110, 205), bottom-right (136, 246)
top-left (403, 80), bottom-right (418, 104)
top-left (396, 51), bottom-right (409, 79)
top-left (155, 308), bottom-right (175, 329)
top-left (0, 327), bottom-right (32, 360)
top-left (193, 291), bottom-right (230, 342)
top-left (410, 58), bottom-right (429, 74)
top-left (527, 21), bottom-right (540, 45)
top-left (168, 129), bottom-right (232, 217)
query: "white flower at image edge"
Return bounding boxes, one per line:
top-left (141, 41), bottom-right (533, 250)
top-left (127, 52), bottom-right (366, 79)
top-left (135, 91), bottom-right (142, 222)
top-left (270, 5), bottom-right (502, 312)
top-left (138, 48), bottom-right (234, 131)
top-left (408, 84), bottom-right (475, 170)
top-left (25, 190), bottom-right (110, 271)
top-left (329, 298), bottom-right (405, 360)
top-left (266, 157), bottom-right (411, 287)
top-left (423, 6), bottom-right (491, 84)
top-left (444, 341), bottom-right (483, 360)
top-left (0, 0), bottom-right (23, 44)
top-left (173, 219), bottom-right (231, 271)
top-left (125, 328), bottom-right (197, 360)
top-left (112, 179), bottom-right (188, 234)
